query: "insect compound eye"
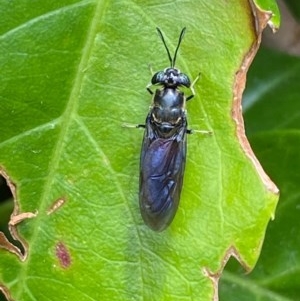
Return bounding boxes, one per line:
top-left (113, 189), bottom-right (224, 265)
top-left (151, 71), bottom-right (165, 85)
top-left (178, 73), bottom-right (191, 88)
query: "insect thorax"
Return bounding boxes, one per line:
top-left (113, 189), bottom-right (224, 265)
top-left (151, 87), bottom-right (186, 137)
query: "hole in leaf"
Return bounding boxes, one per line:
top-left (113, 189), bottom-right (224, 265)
top-left (0, 173), bottom-right (25, 257)
top-left (0, 286), bottom-right (10, 301)
top-left (0, 291), bottom-right (7, 301)
top-left (0, 175), bottom-right (13, 202)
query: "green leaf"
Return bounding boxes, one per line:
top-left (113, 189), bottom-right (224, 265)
top-left (0, 1), bottom-right (278, 300)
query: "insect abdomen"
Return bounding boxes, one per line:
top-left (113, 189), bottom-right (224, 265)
top-left (139, 125), bottom-right (187, 231)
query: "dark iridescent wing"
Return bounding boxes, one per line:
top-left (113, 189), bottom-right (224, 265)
top-left (139, 123), bottom-right (187, 231)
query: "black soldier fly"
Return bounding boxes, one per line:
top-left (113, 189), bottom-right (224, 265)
top-left (138, 27), bottom-right (201, 231)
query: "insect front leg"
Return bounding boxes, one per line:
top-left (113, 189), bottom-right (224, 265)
top-left (186, 73), bottom-right (201, 101)
top-left (122, 113), bottom-right (152, 130)
top-left (146, 83), bottom-right (154, 95)
top-left (146, 64), bottom-right (155, 95)
top-left (122, 123), bottom-right (145, 129)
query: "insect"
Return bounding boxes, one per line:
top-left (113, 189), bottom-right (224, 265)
top-left (139, 27), bottom-right (200, 231)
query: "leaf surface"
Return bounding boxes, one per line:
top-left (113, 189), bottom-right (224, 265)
top-left (0, 1), bottom-right (279, 300)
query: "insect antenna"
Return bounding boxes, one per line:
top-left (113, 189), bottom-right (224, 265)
top-left (156, 27), bottom-right (187, 68)
top-left (156, 27), bottom-right (173, 67)
top-left (173, 27), bottom-right (186, 67)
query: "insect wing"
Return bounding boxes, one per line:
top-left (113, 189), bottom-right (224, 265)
top-left (139, 125), bottom-right (187, 231)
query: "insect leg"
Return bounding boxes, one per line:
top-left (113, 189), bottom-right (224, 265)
top-left (122, 114), bottom-right (152, 129)
top-left (146, 84), bottom-right (154, 95)
top-left (186, 73), bottom-right (201, 101)
top-left (148, 64), bottom-right (154, 76)
top-left (146, 64), bottom-right (155, 95)
top-left (187, 129), bottom-right (212, 135)
top-left (122, 123), bottom-right (145, 129)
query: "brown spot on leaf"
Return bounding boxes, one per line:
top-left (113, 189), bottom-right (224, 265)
top-left (9, 211), bottom-right (38, 226)
top-left (56, 242), bottom-right (71, 268)
top-left (47, 198), bottom-right (66, 215)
